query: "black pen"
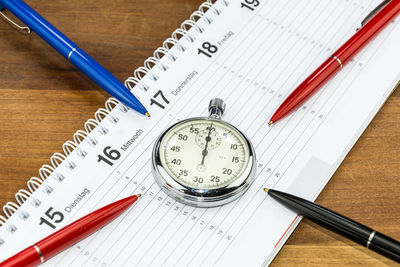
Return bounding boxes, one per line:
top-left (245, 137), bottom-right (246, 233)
top-left (264, 188), bottom-right (400, 262)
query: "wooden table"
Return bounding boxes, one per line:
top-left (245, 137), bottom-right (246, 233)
top-left (0, 0), bottom-right (399, 265)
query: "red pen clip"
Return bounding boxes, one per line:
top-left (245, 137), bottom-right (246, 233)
top-left (361, 0), bottom-right (391, 27)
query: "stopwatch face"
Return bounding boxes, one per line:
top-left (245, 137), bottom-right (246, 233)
top-left (158, 119), bottom-right (250, 190)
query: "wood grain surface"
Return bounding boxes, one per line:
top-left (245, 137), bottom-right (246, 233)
top-left (0, 0), bottom-right (399, 265)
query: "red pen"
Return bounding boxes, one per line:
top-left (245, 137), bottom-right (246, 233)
top-left (269, 0), bottom-right (400, 124)
top-left (0, 194), bottom-right (141, 267)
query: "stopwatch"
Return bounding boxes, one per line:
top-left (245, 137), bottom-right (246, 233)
top-left (152, 98), bottom-right (256, 207)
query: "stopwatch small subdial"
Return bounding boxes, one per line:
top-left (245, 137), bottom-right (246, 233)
top-left (195, 129), bottom-right (222, 150)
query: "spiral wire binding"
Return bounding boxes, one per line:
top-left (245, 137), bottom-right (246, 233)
top-left (0, 0), bottom-right (229, 238)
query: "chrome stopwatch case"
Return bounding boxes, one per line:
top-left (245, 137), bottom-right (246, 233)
top-left (152, 98), bottom-right (256, 207)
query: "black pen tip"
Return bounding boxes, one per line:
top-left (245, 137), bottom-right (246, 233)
top-left (264, 188), bottom-right (269, 193)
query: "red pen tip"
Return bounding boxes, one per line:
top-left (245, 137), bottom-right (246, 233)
top-left (268, 120), bottom-right (274, 125)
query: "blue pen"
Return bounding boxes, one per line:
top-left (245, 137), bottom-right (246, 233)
top-left (0, 0), bottom-right (150, 117)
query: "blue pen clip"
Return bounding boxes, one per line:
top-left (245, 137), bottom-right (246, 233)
top-left (0, 4), bottom-right (31, 34)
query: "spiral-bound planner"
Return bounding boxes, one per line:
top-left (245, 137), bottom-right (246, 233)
top-left (1, 0), bottom-right (400, 265)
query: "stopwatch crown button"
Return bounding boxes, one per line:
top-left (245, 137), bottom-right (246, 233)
top-left (208, 98), bottom-right (226, 119)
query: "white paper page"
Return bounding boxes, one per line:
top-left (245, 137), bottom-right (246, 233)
top-left (1, 0), bottom-right (399, 266)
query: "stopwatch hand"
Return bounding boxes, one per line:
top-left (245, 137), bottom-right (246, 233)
top-left (200, 123), bottom-right (213, 165)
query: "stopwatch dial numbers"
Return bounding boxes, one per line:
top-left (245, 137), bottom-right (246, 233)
top-left (160, 120), bottom-right (250, 190)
